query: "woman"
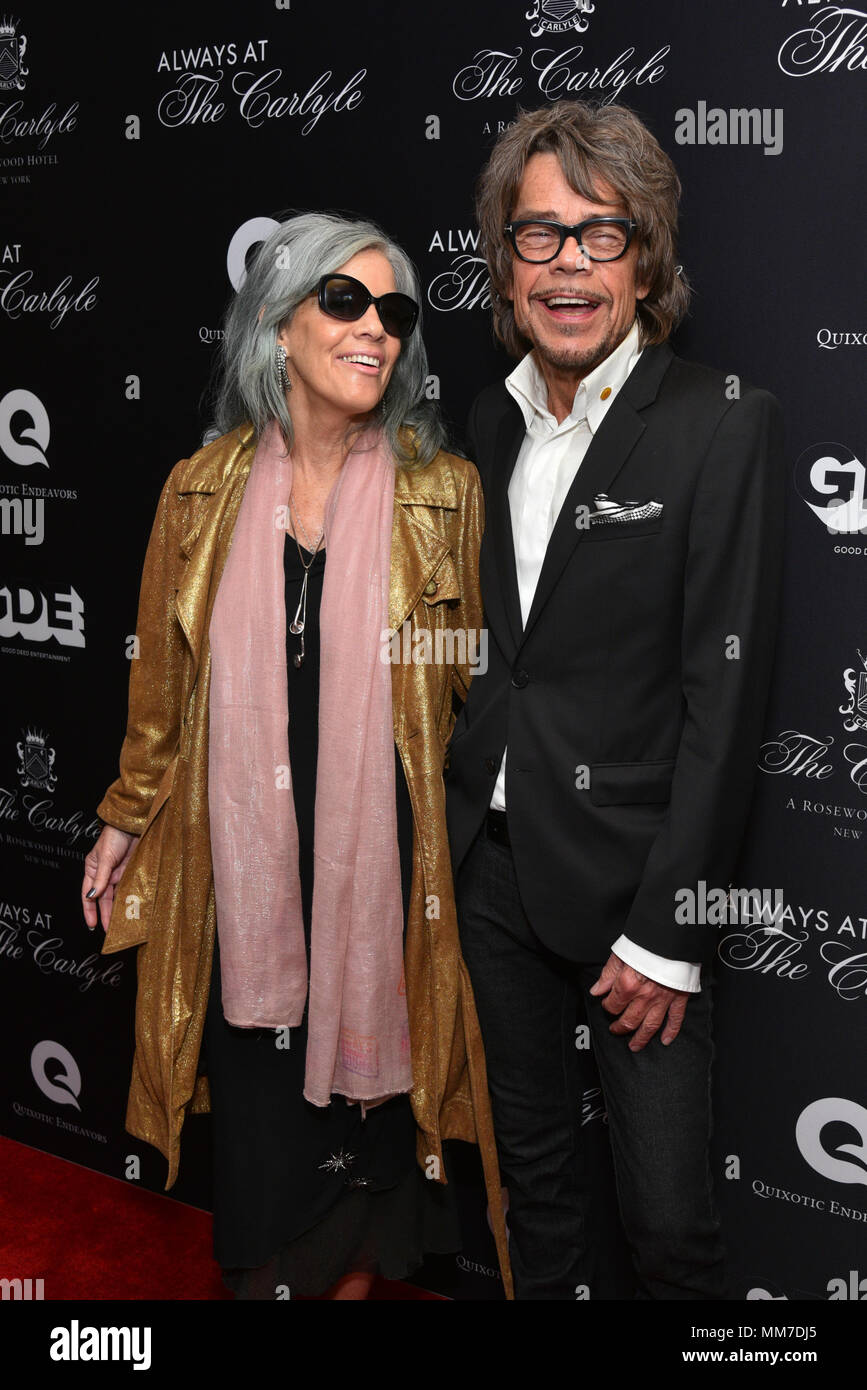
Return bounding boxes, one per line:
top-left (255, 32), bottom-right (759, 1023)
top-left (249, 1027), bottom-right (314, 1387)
top-left (81, 212), bottom-right (512, 1300)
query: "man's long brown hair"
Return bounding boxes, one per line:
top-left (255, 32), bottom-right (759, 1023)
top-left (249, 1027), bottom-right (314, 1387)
top-left (476, 100), bottom-right (691, 357)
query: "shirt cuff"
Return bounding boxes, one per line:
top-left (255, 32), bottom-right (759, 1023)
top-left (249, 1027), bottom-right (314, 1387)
top-left (611, 936), bottom-right (701, 993)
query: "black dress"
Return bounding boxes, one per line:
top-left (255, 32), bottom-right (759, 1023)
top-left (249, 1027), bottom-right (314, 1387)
top-left (202, 534), bottom-right (460, 1299)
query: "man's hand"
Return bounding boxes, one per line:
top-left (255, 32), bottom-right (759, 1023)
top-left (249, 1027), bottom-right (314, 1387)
top-left (588, 951), bottom-right (689, 1051)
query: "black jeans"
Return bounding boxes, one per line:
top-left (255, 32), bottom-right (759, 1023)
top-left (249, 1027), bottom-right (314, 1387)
top-left (456, 825), bottom-right (727, 1300)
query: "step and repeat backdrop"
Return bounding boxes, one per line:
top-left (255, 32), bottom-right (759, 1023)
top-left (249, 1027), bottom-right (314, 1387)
top-left (1, 1), bottom-right (865, 1301)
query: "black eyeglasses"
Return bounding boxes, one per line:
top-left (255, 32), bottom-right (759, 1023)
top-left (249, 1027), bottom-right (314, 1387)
top-left (316, 274), bottom-right (419, 339)
top-left (504, 218), bottom-right (638, 264)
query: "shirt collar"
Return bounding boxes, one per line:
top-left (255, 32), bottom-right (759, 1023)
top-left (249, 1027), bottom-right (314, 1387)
top-left (505, 319), bottom-right (643, 437)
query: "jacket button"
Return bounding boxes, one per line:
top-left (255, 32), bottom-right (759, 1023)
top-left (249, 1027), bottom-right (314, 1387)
top-left (511, 669), bottom-right (529, 689)
top-left (424, 580), bottom-right (438, 595)
top-left (484, 757), bottom-right (498, 774)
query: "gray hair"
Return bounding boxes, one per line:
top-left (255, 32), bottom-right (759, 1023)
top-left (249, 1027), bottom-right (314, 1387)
top-left (210, 211), bottom-right (445, 468)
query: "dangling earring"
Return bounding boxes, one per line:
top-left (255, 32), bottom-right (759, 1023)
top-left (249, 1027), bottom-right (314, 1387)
top-left (276, 344), bottom-right (291, 393)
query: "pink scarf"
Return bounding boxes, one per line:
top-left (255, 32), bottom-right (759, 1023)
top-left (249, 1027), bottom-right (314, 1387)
top-left (207, 419), bottom-right (411, 1108)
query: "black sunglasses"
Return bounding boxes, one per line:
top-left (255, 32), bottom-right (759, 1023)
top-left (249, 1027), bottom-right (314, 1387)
top-left (316, 274), bottom-right (419, 340)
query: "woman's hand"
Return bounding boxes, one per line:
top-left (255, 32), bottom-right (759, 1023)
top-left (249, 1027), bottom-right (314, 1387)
top-left (82, 825), bottom-right (140, 933)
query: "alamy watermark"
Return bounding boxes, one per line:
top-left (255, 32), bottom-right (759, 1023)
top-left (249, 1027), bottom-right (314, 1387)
top-left (380, 620), bottom-right (488, 674)
top-left (675, 102), bottom-right (783, 156)
top-left (675, 881), bottom-right (785, 926)
top-left (1, 1276), bottom-right (44, 1300)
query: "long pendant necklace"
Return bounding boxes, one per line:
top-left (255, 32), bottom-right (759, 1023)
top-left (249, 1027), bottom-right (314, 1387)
top-left (288, 493), bottom-right (325, 668)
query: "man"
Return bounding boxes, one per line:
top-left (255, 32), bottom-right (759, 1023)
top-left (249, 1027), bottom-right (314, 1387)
top-left (446, 100), bottom-right (785, 1299)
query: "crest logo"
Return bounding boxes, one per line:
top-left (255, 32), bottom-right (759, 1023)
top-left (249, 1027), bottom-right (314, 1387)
top-left (758, 642), bottom-right (867, 799)
top-left (525, 0), bottom-right (595, 37)
top-left (841, 650), bottom-right (867, 734)
top-left (0, 14), bottom-right (28, 91)
top-left (16, 727), bottom-right (56, 791)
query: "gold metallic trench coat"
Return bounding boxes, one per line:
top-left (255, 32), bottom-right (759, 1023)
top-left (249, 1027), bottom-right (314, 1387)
top-left (96, 421), bottom-right (513, 1297)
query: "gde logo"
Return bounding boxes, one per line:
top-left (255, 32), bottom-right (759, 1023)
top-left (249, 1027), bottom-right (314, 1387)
top-left (795, 442), bottom-right (867, 534)
top-left (30, 1040), bottom-right (82, 1110)
top-left (226, 217), bottom-right (279, 290)
top-left (796, 1097), bottom-right (867, 1187)
top-left (0, 389), bottom-right (49, 467)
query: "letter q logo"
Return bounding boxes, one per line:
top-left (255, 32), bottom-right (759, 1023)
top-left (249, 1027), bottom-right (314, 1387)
top-left (796, 1096), bottom-right (867, 1187)
top-left (0, 389), bottom-right (50, 467)
top-left (227, 217), bottom-right (280, 291)
top-left (31, 1040), bottom-right (82, 1111)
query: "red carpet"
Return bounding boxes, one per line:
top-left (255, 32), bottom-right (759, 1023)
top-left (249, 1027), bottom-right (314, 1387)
top-left (0, 1136), bottom-right (442, 1300)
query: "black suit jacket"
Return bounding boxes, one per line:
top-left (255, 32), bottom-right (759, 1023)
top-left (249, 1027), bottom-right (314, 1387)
top-left (446, 341), bottom-right (786, 965)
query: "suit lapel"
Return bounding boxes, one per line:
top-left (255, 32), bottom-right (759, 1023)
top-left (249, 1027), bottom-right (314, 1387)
top-left (520, 342), bottom-right (674, 645)
top-left (480, 399), bottom-right (525, 657)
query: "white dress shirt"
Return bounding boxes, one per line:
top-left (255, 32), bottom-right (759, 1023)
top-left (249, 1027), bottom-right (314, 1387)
top-left (489, 320), bottom-right (701, 993)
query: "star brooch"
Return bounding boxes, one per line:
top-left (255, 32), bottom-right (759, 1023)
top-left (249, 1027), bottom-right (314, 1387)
top-left (318, 1148), bottom-right (356, 1174)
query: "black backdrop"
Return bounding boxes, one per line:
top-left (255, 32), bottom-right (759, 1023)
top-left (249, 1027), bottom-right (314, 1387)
top-left (2, 1), bottom-right (866, 1301)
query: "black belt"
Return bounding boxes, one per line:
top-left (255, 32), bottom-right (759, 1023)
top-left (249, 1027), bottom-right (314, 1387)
top-left (485, 809), bottom-right (510, 847)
